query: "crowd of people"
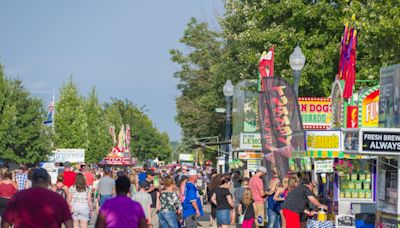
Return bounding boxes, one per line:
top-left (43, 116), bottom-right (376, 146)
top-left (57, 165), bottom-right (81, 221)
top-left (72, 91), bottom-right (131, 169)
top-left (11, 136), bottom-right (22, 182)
top-left (0, 162), bottom-right (327, 228)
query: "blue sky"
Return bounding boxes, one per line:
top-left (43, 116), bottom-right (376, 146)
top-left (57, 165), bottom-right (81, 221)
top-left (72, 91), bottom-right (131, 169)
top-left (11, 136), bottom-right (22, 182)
top-left (0, 0), bottom-right (223, 141)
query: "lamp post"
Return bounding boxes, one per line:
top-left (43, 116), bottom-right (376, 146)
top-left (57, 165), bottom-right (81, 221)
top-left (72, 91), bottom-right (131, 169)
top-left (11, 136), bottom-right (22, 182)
top-left (223, 79), bottom-right (234, 173)
top-left (289, 44), bottom-right (306, 96)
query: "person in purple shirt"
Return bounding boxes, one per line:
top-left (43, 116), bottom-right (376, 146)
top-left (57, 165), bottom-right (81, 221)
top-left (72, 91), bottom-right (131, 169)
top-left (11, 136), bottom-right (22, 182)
top-left (95, 176), bottom-right (147, 228)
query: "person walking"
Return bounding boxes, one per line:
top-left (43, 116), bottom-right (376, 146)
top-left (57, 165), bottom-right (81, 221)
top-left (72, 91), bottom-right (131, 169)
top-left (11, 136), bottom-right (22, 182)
top-left (282, 179), bottom-right (327, 228)
top-left (196, 171), bottom-right (206, 206)
top-left (63, 162), bottom-right (77, 188)
top-left (249, 167), bottom-right (268, 227)
top-left (211, 175), bottom-right (235, 228)
top-left (15, 165), bottom-right (27, 191)
top-left (68, 173), bottom-right (92, 228)
top-left (0, 171), bottom-right (17, 217)
top-left (53, 174), bottom-right (69, 200)
top-left (95, 175), bottom-right (147, 228)
top-left (157, 176), bottom-right (182, 228)
top-left (129, 171), bottom-right (138, 196)
top-left (132, 181), bottom-right (152, 226)
top-left (83, 167), bottom-right (94, 189)
top-left (143, 169), bottom-right (159, 228)
top-left (183, 170), bottom-right (204, 228)
top-left (274, 176), bottom-right (290, 228)
top-left (266, 178), bottom-right (281, 228)
top-left (1, 168), bottom-right (73, 228)
top-left (97, 167), bottom-right (115, 207)
top-left (238, 189), bottom-right (256, 228)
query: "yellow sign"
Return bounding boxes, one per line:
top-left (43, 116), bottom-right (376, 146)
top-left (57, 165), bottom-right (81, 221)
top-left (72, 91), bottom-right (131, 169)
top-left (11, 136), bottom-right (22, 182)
top-left (299, 98), bottom-right (332, 129)
top-left (305, 131), bottom-right (341, 151)
top-left (361, 89), bottom-right (379, 127)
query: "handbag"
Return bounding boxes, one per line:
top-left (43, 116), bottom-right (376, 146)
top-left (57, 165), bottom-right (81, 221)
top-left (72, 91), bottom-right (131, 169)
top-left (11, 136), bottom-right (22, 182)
top-left (238, 204), bottom-right (249, 224)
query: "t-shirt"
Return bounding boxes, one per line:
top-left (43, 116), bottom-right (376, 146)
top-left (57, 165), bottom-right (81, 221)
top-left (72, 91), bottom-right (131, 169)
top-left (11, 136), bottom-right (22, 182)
top-left (98, 175), bottom-right (115, 195)
top-left (215, 187), bottom-right (232, 210)
top-left (249, 176), bottom-right (264, 203)
top-left (2, 187), bottom-right (72, 228)
top-left (138, 172), bottom-right (147, 183)
top-left (100, 195), bottom-right (145, 228)
top-left (241, 202), bottom-right (255, 220)
top-left (83, 172), bottom-right (94, 186)
top-left (143, 180), bottom-right (157, 208)
top-left (282, 184), bottom-right (314, 214)
top-left (63, 171), bottom-right (76, 188)
top-left (183, 182), bottom-right (204, 219)
top-left (132, 191), bottom-right (152, 218)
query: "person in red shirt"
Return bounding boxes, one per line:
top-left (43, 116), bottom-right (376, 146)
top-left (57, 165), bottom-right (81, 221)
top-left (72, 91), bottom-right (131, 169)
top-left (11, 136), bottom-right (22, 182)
top-left (63, 162), bottom-right (76, 188)
top-left (249, 167), bottom-right (268, 228)
top-left (1, 168), bottom-right (73, 228)
top-left (83, 167), bottom-right (94, 187)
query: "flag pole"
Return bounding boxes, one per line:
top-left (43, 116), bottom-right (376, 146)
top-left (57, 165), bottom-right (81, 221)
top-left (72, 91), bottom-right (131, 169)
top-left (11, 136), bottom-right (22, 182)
top-left (52, 89), bottom-right (55, 133)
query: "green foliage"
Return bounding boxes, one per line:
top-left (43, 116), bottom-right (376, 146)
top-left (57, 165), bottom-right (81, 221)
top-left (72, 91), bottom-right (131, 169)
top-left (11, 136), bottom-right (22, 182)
top-left (54, 77), bottom-right (87, 148)
top-left (172, 0), bottom-right (400, 143)
top-left (104, 99), bottom-right (173, 162)
top-left (0, 66), bottom-right (51, 164)
top-left (85, 87), bottom-right (112, 163)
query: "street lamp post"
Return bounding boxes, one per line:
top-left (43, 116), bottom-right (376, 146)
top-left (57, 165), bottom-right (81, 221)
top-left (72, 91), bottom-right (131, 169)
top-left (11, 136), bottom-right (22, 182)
top-left (223, 80), bottom-right (234, 173)
top-left (289, 44), bottom-right (306, 96)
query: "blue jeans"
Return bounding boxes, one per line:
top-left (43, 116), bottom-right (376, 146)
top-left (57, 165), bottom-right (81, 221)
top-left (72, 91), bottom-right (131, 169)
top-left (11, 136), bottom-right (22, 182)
top-left (216, 209), bottom-right (231, 225)
top-left (99, 194), bottom-right (113, 207)
top-left (267, 209), bottom-right (281, 228)
top-left (159, 211), bottom-right (179, 228)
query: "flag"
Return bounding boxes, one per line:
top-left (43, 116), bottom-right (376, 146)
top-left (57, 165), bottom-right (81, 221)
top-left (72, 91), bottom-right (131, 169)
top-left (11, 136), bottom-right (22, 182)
top-left (258, 46), bottom-right (274, 91)
top-left (125, 124), bottom-right (131, 151)
top-left (43, 97), bottom-right (54, 125)
top-left (343, 28), bottom-right (357, 99)
top-left (117, 125), bottom-right (125, 151)
top-left (258, 77), bottom-right (305, 179)
top-left (108, 125), bottom-right (117, 145)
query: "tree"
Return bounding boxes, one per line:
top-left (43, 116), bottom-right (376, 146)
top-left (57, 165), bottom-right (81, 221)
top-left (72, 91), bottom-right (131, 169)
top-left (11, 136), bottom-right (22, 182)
top-left (54, 78), bottom-right (87, 149)
top-left (85, 87), bottom-right (112, 163)
top-left (104, 99), bottom-right (173, 162)
top-left (0, 66), bottom-right (51, 164)
top-left (172, 0), bottom-right (400, 142)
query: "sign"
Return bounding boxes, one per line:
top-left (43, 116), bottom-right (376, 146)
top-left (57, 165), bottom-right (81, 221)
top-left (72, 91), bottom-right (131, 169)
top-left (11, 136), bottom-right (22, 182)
top-left (179, 153), bottom-right (194, 161)
top-left (346, 106), bottom-right (358, 128)
top-left (104, 156), bottom-right (131, 165)
top-left (306, 131), bottom-right (341, 151)
top-left (360, 88), bottom-right (379, 127)
top-left (314, 159), bottom-right (334, 173)
top-left (379, 64), bottom-right (400, 128)
top-left (342, 130), bottom-right (359, 152)
top-left (360, 128), bottom-right (400, 154)
top-left (240, 133), bottom-right (262, 150)
top-left (48, 149), bottom-right (85, 163)
top-left (247, 159), bottom-right (261, 172)
top-left (238, 152), bottom-right (263, 160)
top-left (298, 97), bottom-right (332, 129)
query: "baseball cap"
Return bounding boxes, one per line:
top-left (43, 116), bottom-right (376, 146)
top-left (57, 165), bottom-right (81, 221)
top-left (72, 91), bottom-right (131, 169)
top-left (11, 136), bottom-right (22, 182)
top-left (32, 168), bottom-right (49, 182)
top-left (104, 166), bottom-right (111, 172)
top-left (64, 161), bottom-right (71, 168)
top-left (146, 170), bottom-right (155, 176)
top-left (257, 166), bottom-right (267, 173)
top-left (188, 169), bottom-right (197, 176)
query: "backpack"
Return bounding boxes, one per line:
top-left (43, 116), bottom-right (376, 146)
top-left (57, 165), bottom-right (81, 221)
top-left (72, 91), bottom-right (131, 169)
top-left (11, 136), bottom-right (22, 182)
top-left (56, 186), bottom-right (67, 199)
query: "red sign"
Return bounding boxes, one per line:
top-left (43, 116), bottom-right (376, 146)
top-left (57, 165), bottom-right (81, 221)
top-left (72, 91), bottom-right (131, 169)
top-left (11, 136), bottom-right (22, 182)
top-left (347, 106), bottom-right (358, 128)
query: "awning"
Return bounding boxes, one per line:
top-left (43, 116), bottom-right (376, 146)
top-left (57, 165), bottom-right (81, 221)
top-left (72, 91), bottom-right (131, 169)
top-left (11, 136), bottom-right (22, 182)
top-left (292, 151), bottom-right (366, 159)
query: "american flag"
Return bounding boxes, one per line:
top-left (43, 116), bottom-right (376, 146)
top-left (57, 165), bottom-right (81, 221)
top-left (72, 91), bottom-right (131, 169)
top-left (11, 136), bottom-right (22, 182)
top-left (43, 97), bottom-right (54, 125)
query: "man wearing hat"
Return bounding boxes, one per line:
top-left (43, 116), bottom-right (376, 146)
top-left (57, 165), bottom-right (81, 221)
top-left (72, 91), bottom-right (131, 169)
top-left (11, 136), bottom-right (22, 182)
top-left (1, 168), bottom-right (73, 228)
top-left (249, 166), bottom-right (268, 227)
top-left (142, 169), bottom-right (158, 228)
top-left (183, 169), bottom-right (204, 228)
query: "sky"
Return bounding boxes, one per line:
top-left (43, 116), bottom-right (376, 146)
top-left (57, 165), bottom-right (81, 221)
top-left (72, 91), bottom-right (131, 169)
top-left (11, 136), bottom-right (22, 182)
top-left (0, 0), bottom-right (223, 141)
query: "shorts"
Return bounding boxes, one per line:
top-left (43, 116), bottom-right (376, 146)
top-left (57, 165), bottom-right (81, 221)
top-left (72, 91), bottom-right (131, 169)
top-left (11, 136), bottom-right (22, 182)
top-left (216, 209), bottom-right (231, 225)
top-left (149, 208), bottom-right (159, 227)
top-left (254, 202), bottom-right (265, 226)
top-left (72, 204), bottom-right (90, 221)
top-left (185, 214), bottom-right (198, 228)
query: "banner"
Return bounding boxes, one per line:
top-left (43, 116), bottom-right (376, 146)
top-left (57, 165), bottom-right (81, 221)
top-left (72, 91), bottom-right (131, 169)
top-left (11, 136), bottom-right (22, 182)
top-left (48, 149), bottom-right (85, 163)
top-left (360, 88), bottom-right (379, 127)
top-left (379, 64), bottom-right (400, 127)
top-left (258, 77), bottom-right (305, 179)
top-left (346, 106), bottom-right (358, 128)
top-left (298, 98), bottom-right (331, 129)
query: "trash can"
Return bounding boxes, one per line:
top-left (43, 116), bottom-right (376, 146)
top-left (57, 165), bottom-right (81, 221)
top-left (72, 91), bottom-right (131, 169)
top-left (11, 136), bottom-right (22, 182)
top-left (355, 213), bottom-right (375, 228)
